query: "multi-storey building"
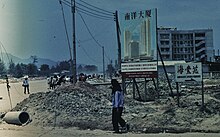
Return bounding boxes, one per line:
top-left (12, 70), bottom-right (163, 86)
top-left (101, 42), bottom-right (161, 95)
top-left (158, 27), bottom-right (214, 62)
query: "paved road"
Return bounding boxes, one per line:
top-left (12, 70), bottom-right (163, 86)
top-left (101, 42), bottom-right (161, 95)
top-left (0, 79), bottom-right (48, 112)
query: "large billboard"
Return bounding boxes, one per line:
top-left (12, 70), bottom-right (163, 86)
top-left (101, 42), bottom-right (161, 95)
top-left (120, 9), bottom-right (157, 61)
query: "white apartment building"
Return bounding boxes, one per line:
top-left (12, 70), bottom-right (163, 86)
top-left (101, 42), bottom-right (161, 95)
top-left (158, 27), bottom-right (214, 62)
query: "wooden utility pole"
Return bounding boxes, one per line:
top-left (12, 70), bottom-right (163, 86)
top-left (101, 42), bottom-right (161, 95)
top-left (71, 0), bottom-right (77, 83)
top-left (102, 46), bottom-right (105, 82)
top-left (115, 11), bottom-right (121, 70)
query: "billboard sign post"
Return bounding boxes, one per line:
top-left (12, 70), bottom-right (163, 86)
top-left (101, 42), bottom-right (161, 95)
top-left (120, 9), bottom-right (157, 62)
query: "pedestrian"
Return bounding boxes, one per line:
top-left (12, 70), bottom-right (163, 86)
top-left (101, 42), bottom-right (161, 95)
top-left (22, 76), bottom-right (30, 94)
top-left (5, 75), bottom-right (10, 92)
top-left (111, 79), bottom-right (129, 133)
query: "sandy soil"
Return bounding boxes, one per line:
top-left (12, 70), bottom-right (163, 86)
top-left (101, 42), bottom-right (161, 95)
top-left (0, 123), bottom-right (220, 137)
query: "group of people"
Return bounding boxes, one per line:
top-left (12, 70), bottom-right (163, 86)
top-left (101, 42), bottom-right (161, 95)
top-left (47, 75), bottom-right (71, 90)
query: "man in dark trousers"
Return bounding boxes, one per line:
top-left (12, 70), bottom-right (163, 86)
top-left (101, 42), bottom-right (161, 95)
top-left (111, 79), bottom-right (129, 133)
top-left (22, 76), bottom-right (30, 94)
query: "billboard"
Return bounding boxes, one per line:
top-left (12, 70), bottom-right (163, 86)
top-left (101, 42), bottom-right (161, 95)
top-left (121, 61), bottom-right (157, 78)
top-left (120, 9), bottom-right (157, 61)
top-left (175, 63), bottom-right (202, 82)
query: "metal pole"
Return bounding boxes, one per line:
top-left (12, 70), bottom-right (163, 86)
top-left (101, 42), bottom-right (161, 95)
top-left (71, 0), bottom-right (77, 83)
top-left (102, 46), bottom-right (105, 82)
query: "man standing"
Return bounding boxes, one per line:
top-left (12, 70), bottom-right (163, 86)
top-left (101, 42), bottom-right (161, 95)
top-left (22, 76), bottom-right (30, 94)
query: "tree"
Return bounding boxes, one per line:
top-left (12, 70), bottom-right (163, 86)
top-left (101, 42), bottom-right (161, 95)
top-left (0, 59), bottom-right (6, 76)
top-left (31, 55), bottom-right (38, 64)
top-left (8, 59), bottom-right (16, 76)
top-left (27, 63), bottom-right (38, 76)
top-left (15, 64), bottom-right (23, 78)
top-left (77, 65), bottom-right (83, 73)
top-left (59, 61), bottom-right (70, 71)
top-left (106, 61), bottom-right (115, 79)
top-left (84, 65), bottom-right (98, 73)
top-left (40, 64), bottom-right (50, 76)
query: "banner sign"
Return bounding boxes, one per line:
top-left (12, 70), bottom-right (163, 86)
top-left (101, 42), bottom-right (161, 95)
top-left (121, 62), bottom-right (157, 78)
top-left (175, 63), bottom-right (202, 82)
top-left (120, 9), bottom-right (157, 61)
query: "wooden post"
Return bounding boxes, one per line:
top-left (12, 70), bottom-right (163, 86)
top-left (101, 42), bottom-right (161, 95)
top-left (132, 78), bottom-right (136, 99)
top-left (176, 82), bottom-right (180, 107)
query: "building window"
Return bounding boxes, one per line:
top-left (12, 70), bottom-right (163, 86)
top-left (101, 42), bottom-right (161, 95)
top-left (195, 33), bottom-right (205, 37)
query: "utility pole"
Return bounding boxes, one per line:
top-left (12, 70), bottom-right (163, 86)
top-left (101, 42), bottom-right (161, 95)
top-left (71, 0), bottom-right (77, 83)
top-left (102, 46), bottom-right (105, 82)
top-left (115, 11), bottom-right (121, 70)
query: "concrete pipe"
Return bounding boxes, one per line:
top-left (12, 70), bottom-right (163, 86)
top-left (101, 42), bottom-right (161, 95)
top-left (3, 111), bottom-right (30, 125)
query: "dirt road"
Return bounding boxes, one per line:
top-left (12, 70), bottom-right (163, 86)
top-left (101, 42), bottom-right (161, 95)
top-left (0, 124), bottom-right (220, 137)
top-left (0, 79), bottom-right (48, 112)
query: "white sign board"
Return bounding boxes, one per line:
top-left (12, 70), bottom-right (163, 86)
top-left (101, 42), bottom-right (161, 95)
top-left (175, 63), bottom-right (202, 82)
top-left (121, 62), bottom-right (157, 72)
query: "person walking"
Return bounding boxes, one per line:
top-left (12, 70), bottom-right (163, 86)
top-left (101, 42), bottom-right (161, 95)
top-left (111, 79), bottom-right (129, 133)
top-left (22, 76), bottom-right (30, 94)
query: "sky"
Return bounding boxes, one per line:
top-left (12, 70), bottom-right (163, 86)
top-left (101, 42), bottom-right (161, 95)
top-left (0, 0), bottom-right (219, 69)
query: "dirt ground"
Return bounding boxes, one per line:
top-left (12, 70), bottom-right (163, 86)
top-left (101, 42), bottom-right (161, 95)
top-left (0, 123), bottom-right (220, 137)
top-left (2, 78), bottom-right (220, 136)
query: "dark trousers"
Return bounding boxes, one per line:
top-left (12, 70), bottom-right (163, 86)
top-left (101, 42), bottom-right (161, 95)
top-left (24, 85), bottom-right (29, 94)
top-left (112, 107), bottom-right (126, 132)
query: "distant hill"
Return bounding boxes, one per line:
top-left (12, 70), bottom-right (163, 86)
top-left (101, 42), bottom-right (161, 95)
top-left (0, 53), bottom-right (99, 71)
top-left (0, 53), bottom-right (57, 68)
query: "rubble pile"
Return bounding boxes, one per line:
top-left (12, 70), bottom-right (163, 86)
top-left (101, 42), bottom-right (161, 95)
top-left (12, 80), bottom-right (220, 133)
top-left (13, 82), bottom-right (113, 130)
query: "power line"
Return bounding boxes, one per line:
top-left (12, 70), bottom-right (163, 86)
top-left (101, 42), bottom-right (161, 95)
top-left (76, 6), bottom-right (113, 20)
top-left (75, 1), bottom-right (114, 17)
top-left (77, 11), bottom-right (111, 62)
top-left (77, 40), bottom-right (102, 64)
top-left (59, 1), bottom-right (73, 62)
top-left (60, 0), bottom-right (115, 21)
top-left (59, 0), bottom-right (112, 63)
top-left (79, 0), bottom-right (113, 14)
top-left (76, 8), bottom-right (113, 21)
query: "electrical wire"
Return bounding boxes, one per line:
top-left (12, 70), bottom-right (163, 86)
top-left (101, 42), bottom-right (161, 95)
top-left (59, 0), bottom-right (113, 63)
top-left (0, 41), bottom-right (26, 107)
top-left (59, 0), bottom-right (73, 62)
top-left (79, 0), bottom-right (113, 14)
top-left (77, 11), bottom-right (111, 62)
top-left (60, 0), bottom-right (115, 21)
top-left (75, 1), bottom-right (114, 17)
top-left (76, 6), bottom-right (113, 19)
top-left (77, 40), bottom-right (102, 64)
top-left (76, 8), bottom-right (113, 21)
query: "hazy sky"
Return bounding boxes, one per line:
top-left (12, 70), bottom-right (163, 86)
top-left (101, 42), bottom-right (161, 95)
top-left (0, 0), bottom-right (219, 68)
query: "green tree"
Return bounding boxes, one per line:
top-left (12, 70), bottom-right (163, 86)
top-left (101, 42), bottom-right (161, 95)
top-left (78, 65), bottom-right (83, 73)
top-left (0, 59), bottom-right (6, 76)
top-left (106, 61), bottom-right (115, 79)
top-left (15, 64), bottom-right (23, 78)
top-left (40, 64), bottom-right (50, 76)
top-left (59, 61), bottom-right (70, 71)
top-left (27, 63), bottom-right (38, 76)
top-left (84, 65), bottom-right (98, 73)
top-left (8, 59), bottom-right (16, 76)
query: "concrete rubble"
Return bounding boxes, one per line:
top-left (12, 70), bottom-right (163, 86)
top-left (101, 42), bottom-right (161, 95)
top-left (12, 79), bottom-right (220, 133)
